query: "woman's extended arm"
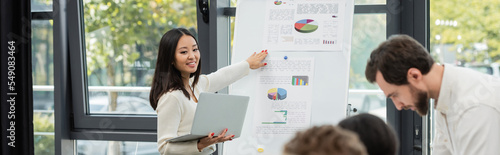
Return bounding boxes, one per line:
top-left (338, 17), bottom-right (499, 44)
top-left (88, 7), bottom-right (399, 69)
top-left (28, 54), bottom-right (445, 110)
top-left (201, 50), bottom-right (267, 92)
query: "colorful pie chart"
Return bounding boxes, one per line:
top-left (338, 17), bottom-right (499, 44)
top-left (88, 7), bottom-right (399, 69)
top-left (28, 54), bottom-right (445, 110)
top-left (267, 88), bottom-right (287, 100)
top-left (274, 0), bottom-right (282, 5)
top-left (294, 19), bottom-right (318, 33)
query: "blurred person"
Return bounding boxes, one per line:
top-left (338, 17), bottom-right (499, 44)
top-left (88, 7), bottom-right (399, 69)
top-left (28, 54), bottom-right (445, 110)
top-left (149, 28), bottom-right (268, 155)
top-left (283, 125), bottom-right (367, 155)
top-left (365, 34), bottom-right (500, 154)
top-left (338, 113), bottom-right (398, 155)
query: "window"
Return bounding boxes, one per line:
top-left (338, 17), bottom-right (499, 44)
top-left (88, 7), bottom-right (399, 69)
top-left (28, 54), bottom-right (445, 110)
top-left (32, 0), bottom-right (54, 154)
top-left (82, 0), bottom-right (197, 115)
top-left (68, 0), bottom-right (200, 129)
top-left (32, 0), bottom-right (53, 12)
top-left (65, 0), bottom-right (201, 153)
top-left (230, 0), bottom-right (237, 59)
top-left (348, 14), bottom-right (387, 120)
top-left (430, 1), bottom-right (500, 66)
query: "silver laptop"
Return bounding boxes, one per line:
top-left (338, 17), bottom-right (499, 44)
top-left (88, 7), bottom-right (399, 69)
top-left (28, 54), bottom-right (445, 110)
top-left (166, 92), bottom-right (250, 143)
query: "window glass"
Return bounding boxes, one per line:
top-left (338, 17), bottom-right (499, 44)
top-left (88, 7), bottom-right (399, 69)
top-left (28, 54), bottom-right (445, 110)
top-left (82, 0), bottom-right (197, 114)
top-left (32, 0), bottom-right (53, 12)
top-left (32, 19), bottom-right (55, 154)
top-left (230, 0), bottom-right (237, 62)
top-left (430, 1), bottom-right (500, 66)
top-left (348, 14), bottom-right (387, 120)
top-left (231, 0), bottom-right (237, 7)
top-left (230, 0), bottom-right (237, 46)
top-left (230, 16), bottom-right (236, 61)
top-left (77, 140), bottom-right (159, 155)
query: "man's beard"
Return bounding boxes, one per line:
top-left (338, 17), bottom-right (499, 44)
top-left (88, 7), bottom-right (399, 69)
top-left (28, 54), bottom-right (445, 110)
top-left (410, 85), bottom-right (429, 116)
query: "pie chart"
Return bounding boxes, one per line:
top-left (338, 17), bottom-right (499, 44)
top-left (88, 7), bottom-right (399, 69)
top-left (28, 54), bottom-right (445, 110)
top-left (294, 19), bottom-right (318, 33)
top-left (267, 88), bottom-right (287, 100)
top-left (274, 0), bottom-right (282, 5)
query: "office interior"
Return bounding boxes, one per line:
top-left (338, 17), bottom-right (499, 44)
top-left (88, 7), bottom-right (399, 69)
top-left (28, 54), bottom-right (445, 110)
top-left (4, 0), bottom-right (498, 154)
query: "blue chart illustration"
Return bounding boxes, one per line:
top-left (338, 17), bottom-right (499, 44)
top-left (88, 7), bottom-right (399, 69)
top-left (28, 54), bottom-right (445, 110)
top-left (267, 88), bottom-right (287, 100)
top-left (294, 19), bottom-right (319, 33)
top-left (262, 110), bottom-right (287, 124)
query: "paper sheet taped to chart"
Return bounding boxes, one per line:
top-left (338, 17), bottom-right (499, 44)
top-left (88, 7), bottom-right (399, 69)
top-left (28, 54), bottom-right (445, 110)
top-left (253, 57), bottom-right (314, 136)
top-left (263, 0), bottom-right (346, 51)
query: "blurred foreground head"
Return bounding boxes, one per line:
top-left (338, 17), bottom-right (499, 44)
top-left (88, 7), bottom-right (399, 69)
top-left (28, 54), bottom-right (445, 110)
top-left (283, 125), bottom-right (367, 155)
top-left (339, 113), bottom-right (399, 155)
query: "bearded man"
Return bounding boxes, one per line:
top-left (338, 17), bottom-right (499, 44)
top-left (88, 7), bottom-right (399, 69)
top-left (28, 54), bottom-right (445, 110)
top-left (365, 34), bottom-right (500, 155)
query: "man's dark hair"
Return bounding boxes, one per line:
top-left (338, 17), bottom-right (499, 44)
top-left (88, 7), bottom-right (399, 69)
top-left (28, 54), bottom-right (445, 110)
top-left (365, 34), bottom-right (434, 85)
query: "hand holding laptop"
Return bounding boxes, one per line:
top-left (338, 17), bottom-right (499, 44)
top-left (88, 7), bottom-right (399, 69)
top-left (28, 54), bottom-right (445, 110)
top-left (197, 128), bottom-right (234, 152)
top-left (164, 93), bottom-right (250, 152)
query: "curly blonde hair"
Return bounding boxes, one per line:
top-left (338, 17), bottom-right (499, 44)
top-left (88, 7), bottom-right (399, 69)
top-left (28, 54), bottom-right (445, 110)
top-left (283, 125), bottom-right (367, 155)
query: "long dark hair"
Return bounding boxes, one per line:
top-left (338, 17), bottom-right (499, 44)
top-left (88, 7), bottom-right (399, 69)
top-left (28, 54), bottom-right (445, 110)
top-left (338, 113), bottom-right (399, 155)
top-left (149, 28), bottom-right (201, 110)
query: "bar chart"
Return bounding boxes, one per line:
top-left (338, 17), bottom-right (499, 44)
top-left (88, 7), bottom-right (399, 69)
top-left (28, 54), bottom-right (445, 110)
top-left (292, 76), bottom-right (309, 86)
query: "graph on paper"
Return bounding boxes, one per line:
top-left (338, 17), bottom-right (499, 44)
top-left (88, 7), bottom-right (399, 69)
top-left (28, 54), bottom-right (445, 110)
top-left (262, 110), bottom-right (288, 124)
top-left (267, 88), bottom-right (288, 100)
top-left (291, 76), bottom-right (309, 86)
top-left (294, 19), bottom-right (319, 33)
top-left (253, 57), bottom-right (315, 136)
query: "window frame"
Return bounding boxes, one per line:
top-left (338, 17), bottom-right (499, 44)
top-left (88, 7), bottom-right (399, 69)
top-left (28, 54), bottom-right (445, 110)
top-left (57, 0), bottom-right (230, 146)
top-left (352, 0), bottom-right (429, 154)
top-left (65, 0), bottom-right (157, 138)
top-left (32, 8), bottom-right (55, 155)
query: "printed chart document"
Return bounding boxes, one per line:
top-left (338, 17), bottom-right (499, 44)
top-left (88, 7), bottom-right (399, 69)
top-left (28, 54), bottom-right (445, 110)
top-left (263, 0), bottom-right (346, 51)
top-left (226, 0), bottom-right (353, 154)
top-left (253, 57), bottom-right (314, 136)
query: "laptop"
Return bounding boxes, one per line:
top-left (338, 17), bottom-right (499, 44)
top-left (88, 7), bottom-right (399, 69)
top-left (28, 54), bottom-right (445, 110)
top-left (166, 92), bottom-right (250, 143)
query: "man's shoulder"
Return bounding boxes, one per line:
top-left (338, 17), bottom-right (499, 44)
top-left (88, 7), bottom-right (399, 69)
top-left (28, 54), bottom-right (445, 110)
top-left (447, 65), bottom-right (483, 76)
top-left (446, 65), bottom-right (500, 86)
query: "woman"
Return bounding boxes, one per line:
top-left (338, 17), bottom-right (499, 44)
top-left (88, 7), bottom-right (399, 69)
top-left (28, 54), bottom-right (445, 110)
top-left (149, 28), bottom-right (268, 155)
